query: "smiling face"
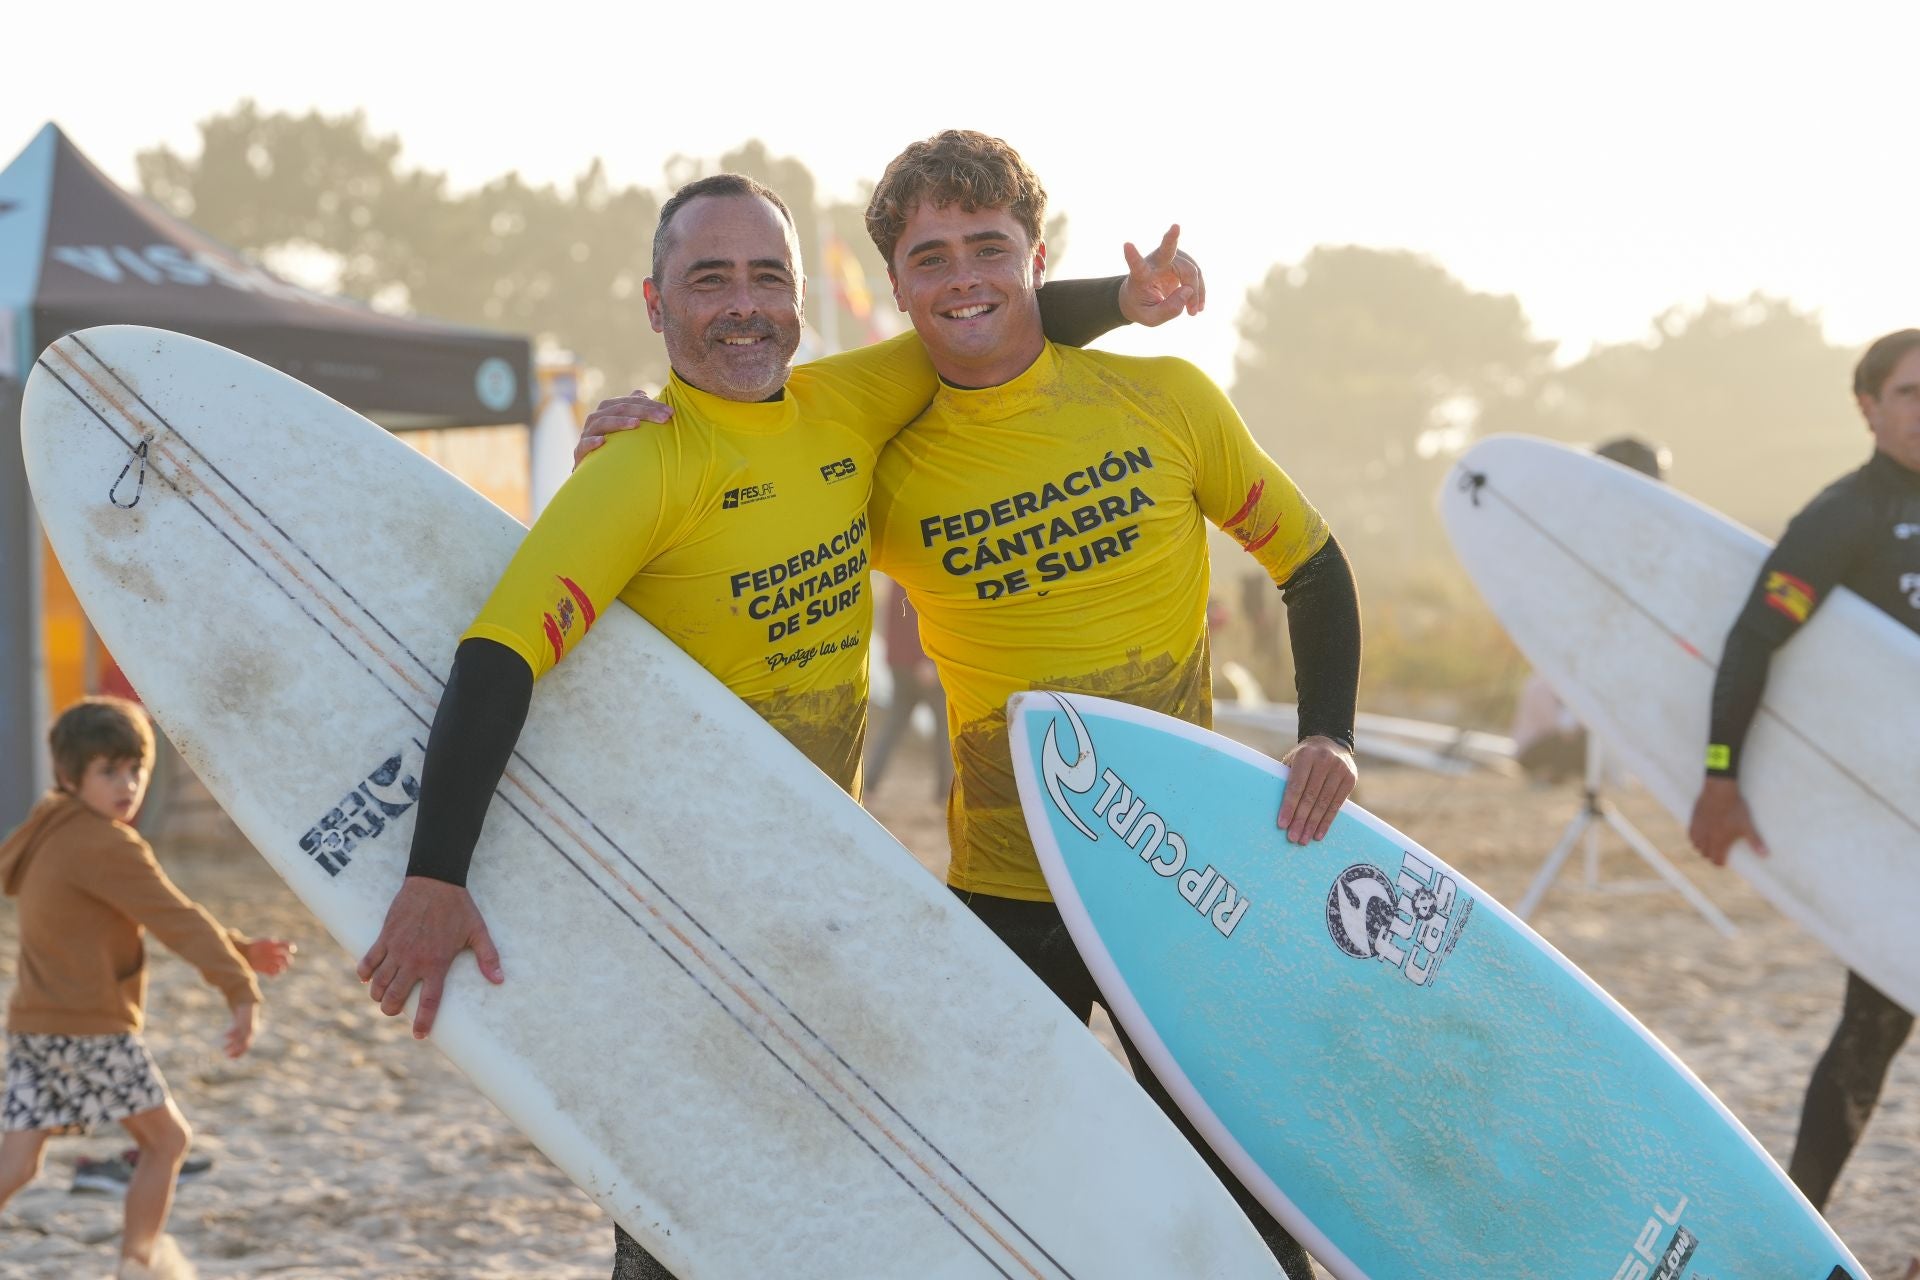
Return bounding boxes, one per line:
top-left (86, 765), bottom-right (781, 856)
top-left (70, 755), bottom-right (148, 824)
top-left (1859, 346), bottom-right (1920, 472)
top-left (644, 193), bottom-right (804, 402)
top-left (888, 200), bottom-right (1047, 389)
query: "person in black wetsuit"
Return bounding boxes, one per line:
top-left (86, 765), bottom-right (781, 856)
top-left (1688, 327), bottom-right (1920, 1213)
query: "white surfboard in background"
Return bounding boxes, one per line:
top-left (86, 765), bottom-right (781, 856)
top-left (1439, 434), bottom-right (1920, 1013)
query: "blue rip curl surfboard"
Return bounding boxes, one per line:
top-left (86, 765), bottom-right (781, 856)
top-left (1008, 690), bottom-right (1863, 1280)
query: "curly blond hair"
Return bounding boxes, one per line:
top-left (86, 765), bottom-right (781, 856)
top-left (865, 130), bottom-right (1047, 268)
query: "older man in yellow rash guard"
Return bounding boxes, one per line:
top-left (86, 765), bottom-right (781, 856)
top-left (862, 129), bottom-right (1362, 1280)
top-left (350, 169), bottom-right (1204, 1280)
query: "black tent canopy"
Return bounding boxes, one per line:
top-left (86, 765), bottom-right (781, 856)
top-left (1, 122), bottom-right (534, 826)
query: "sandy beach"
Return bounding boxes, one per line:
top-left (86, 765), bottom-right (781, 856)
top-left (1, 742), bottom-right (1912, 1278)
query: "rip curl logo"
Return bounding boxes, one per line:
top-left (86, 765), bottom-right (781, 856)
top-left (298, 743), bottom-right (425, 876)
top-left (1325, 850), bottom-right (1474, 987)
top-left (1037, 695), bottom-right (1251, 938)
top-left (1895, 522), bottom-right (1920, 540)
top-left (1326, 865), bottom-right (1397, 958)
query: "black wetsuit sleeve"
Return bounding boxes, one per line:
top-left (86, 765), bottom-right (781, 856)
top-left (1036, 276), bottom-right (1128, 348)
top-left (1278, 535), bottom-right (1360, 752)
top-left (1707, 493), bottom-right (1869, 778)
top-left (404, 637), bottom-right (535, 886)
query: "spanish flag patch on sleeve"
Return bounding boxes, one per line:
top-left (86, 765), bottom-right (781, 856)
top-left (1762, 570), bottom-right (1815, 624)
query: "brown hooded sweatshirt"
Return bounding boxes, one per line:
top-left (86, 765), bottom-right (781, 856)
top-left (0, 791), bottom-right (260, 1035)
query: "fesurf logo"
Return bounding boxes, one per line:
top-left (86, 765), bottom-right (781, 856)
top-left (722, 481), bottom-right (778, 509)
top-left (1324, 848), bottom-right (1474, 987)
top-left (1037, 696), bottom-right (1252, 938)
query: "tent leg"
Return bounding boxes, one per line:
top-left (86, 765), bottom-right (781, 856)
top-left (1, 380), bottom-right (50, 829)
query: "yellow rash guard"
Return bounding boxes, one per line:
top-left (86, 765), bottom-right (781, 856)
top-left (465, 334), bottom-right (936, 792)
top-left (871, 343), bottom-right (1329, 899)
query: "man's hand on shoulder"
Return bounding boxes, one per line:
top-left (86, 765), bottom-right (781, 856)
top-left (1688, 776), bottom-right (1769, 867)
top-left (356, 876), bottom-right (504, 1039)
top-left (1118, 224), bottom-right (1205, 327)
top-left (573, 390), bottom-right (674, 469)
top-left (1277, 735), bottom-right (1357, 845)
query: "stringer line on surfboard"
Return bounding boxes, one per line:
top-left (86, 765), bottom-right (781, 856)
top-left (35, 334), bottom-right (1086, 1280)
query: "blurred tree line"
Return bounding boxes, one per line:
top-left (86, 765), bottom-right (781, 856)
top-left (141, 103), bottom-right (1878, 716)
top-left (136, 102), bottom-right (973, 400)
top-left (138, 104), bottom-right (1070, 402)
top-left (143, 103), bottom-right (1869, 548)
top-left (1233, 249), bottom-right (1865, 555)
top-left (1225, 250), bottom-right (1866, 716)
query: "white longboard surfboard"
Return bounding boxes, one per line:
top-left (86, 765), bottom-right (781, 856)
top-left (1438, 434), bottom-right (1920, 1013)
top-left (1010, 691), bottom-right (1865, 1279)
top-left (21, 326), bottom-right (1283, 1279)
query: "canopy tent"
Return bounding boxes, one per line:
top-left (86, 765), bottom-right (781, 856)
top-left (1, 123), bottom-right (534, 827)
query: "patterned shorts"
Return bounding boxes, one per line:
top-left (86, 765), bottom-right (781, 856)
top-left (3, 1032), bottom-right (170, 1134)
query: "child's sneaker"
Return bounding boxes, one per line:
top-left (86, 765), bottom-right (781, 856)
top-left (71, 1150), bottom-right (215, 1194)
top-left (71, 1154), bottom-right (134, 1193)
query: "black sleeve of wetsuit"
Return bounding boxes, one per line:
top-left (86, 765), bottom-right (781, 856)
top-left (404, 637), bottom-right (535, 887)
top-left (1706, 487), bottom-right (1868, 778)
top-left (1036, 276), bottom-right (1128, 348)
top-left (1705, 625), bottom-right (1778, 779)
top-left (1278, 535), bottom-right (1361, 752)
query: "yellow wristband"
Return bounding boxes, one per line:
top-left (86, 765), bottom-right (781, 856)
top-left (1706, 744), bottom-right (1731, 771)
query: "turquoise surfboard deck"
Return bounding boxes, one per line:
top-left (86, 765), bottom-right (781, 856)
top-left (1008, 691), bottom-right (1863, 1280)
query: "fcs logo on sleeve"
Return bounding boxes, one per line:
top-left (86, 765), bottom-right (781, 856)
top-left (1037, 695), bottom-right (1252, 939)
top-left (819, 457), bottom-right (858, 484)
top-left (298, 743), bottom-right (426, 876)
top-left (1325, 849), bottom-right (1474, 987)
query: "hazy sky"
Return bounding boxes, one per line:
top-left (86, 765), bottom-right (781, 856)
top-left (5, 0), bottom-right (1914, 385)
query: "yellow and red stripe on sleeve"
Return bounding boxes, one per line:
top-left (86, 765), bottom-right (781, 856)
top-left (1762, 570), bottom-right (1815, 625)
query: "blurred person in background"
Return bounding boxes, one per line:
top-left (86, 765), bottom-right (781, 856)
top-left (1509, 436), bottom-right (1670, 783)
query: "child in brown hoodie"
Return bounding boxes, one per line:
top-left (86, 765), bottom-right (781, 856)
top-left (0, 697), bottom-right (293, 1280)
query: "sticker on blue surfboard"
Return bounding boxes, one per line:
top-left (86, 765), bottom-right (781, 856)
top-left (1008, 691), bottom-right (1862, 1280)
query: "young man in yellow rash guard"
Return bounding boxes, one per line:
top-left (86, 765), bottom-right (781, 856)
top-left (352, 171), bottom-right (1203, 1280)
top-left (861, 130), bottom-right (1363, 1280)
